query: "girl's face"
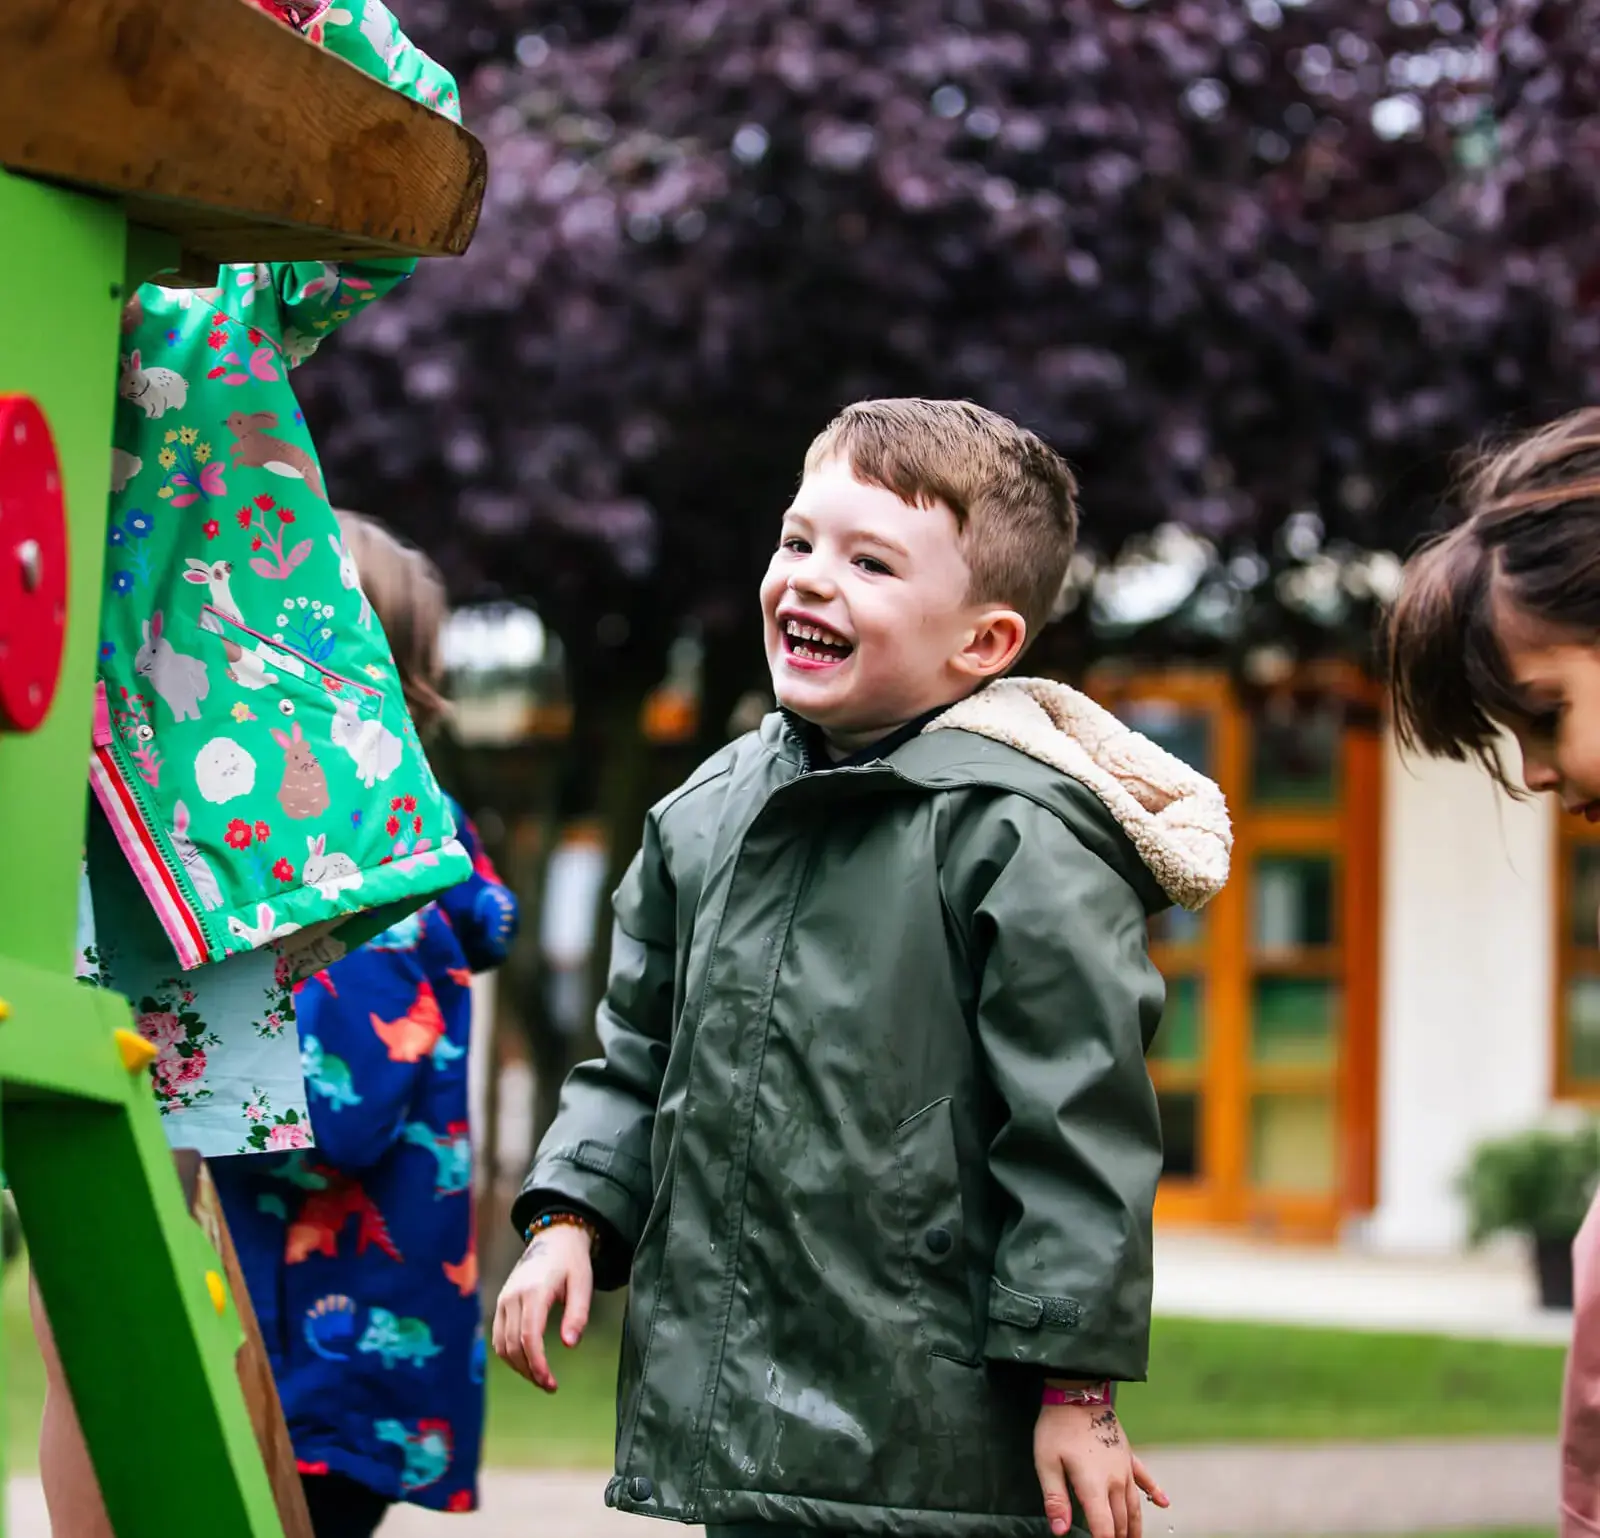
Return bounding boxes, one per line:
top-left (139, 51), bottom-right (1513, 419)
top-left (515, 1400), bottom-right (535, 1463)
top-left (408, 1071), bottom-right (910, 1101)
top-left (1497, 601), bottom-right (1600, 817)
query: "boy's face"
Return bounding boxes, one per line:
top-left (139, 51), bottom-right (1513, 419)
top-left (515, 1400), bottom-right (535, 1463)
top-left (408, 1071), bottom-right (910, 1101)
top-left (760, 457), bottom-right (1024, 753)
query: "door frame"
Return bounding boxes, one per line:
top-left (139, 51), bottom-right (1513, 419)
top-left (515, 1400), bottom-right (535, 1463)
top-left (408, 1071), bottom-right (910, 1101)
top-left (1086, 665), bottom-right (1383, 1239)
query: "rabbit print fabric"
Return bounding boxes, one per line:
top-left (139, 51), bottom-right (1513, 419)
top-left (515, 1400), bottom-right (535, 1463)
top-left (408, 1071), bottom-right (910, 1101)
top-left (77, 803), bottom-right (312, 1156)
top-left (91, 0), bottom-right (471, 976)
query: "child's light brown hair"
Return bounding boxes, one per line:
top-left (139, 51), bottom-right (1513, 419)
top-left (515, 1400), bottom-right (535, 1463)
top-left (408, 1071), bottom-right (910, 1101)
top-left (805, 398), bottom-right (1079, 654)
top-left (334, 509), bottom-right (450, 737)
top-left (1387, 408), bottom-right (1600, 790)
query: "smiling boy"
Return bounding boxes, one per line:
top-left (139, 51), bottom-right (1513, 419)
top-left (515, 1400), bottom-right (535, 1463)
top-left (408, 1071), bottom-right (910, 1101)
top-left (495, 399), bottom-right (1232, 1538)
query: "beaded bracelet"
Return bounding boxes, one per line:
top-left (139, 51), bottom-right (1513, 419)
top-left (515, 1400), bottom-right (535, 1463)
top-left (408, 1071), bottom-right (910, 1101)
top-left (1041, 1380), bottom-right (1113, 1408)
top-left (523, 1210), bottom-right (600, 1255)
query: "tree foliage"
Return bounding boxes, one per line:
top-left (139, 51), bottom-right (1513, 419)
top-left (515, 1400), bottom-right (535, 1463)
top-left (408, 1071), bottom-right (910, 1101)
top-left (302, 0), bottom-right (1600, 681)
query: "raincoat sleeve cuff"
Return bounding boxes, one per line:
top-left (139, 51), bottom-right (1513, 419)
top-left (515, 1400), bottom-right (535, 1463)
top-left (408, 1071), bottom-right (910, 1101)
top-left (509, 1195), bottom-right (628, 1289)
top-left (984, 1279), bottom-right (1147, 1381)
top-left (512, 1142), bottom-right (650, 1291)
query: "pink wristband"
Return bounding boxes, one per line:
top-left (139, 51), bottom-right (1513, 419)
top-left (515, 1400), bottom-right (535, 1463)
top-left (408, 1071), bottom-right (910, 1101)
top-left (1041, 1381), bottom-right (1112, 1407)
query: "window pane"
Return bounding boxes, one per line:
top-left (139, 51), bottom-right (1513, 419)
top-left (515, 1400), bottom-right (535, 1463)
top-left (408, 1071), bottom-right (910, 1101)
top-left (1150, 978), bottom-right (1201, 1065)
top-left (1252, 978), bottom-right (1339, 1067)
top-left (1252, 702), bottom-right (1339, 807)
top-left (1253, 855), bottom-right (1334, 953)
top-left (1571, 848), bottom-right (1600, 951)
top-left (1567, 977), bottom-right (1600, 1082)
top-left (1118, 702), bottom-right (1211, 778)
top-left (1149, 906), bottom-right (1204, 946)
top-left (1158, 1091), bottom-right (1201, 1180)
top-left (1250, 1094), bottom-right (1336, 1194)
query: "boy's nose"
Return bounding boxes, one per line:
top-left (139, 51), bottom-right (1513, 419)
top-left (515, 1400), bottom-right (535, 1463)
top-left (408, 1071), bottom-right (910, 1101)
top-left (788, 567), bottom-right (836, 600)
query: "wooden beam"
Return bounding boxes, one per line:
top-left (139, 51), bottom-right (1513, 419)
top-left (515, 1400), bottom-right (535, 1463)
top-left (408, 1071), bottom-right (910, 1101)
top-left (0, 0), bottom-right (485, 263)
top-left (175, 1151), bottom-right (316, 1538)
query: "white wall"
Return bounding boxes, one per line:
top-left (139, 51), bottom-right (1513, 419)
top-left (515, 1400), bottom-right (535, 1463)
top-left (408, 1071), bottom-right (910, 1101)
top-left (1366, 731), bottom-right (1555, 1253)
top-left (469, 972), bottom-right (495, 1166)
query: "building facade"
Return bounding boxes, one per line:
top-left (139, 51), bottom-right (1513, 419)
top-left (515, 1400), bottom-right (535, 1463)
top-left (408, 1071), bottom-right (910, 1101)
top-left (1099, 665), bottom-right (1582, 1254)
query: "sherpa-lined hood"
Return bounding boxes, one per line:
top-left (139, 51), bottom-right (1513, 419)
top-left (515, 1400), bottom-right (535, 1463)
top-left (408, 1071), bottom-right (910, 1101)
top-left (927, 677), bottom-right (1233, 912)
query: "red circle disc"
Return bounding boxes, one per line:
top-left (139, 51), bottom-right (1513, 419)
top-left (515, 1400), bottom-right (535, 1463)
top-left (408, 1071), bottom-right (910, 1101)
top-left (0, 396), bottom-right (69, 734)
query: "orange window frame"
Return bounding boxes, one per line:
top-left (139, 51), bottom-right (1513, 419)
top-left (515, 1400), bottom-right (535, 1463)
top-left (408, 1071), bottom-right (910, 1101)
top-left (1087, 664), bottom-right (1382, 1239)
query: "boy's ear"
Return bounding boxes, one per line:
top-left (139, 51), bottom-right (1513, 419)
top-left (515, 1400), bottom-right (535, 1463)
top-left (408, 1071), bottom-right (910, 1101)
top-left (952, 607), bottom-right (1027, 681)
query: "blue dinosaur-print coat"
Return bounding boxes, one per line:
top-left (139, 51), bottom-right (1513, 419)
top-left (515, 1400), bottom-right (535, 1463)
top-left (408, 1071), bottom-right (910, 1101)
top-left (211, 803), bottom-right (517, 1512)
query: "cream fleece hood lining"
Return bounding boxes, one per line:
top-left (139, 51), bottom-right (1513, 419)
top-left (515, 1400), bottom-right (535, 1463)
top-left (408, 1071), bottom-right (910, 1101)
top-left (925, 677), bottom-right (1233, 911)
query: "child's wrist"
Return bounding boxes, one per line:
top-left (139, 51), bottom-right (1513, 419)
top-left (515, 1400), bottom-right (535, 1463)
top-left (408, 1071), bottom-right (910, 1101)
top-left (1041, 1378), bottom-right (1113, 1407)
top-left (523, 1209), bottom-right (600, 1257)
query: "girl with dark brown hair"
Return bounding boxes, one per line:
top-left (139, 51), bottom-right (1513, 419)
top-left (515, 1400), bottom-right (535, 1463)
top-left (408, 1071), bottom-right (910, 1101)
top-left (1387, 406), bottom-right (1600, 1535)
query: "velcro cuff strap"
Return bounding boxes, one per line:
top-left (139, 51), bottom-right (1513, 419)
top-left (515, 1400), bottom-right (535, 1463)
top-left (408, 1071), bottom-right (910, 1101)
top-left (989, 1278), bottom-right (1084, 1331)
top-left (562, 1139), bottom-right (650, 1189)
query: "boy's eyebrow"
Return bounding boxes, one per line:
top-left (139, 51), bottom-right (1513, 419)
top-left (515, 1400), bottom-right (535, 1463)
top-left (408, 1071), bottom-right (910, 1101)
top-left (855, 531), bottom-right (910, 559)
top-left (777, 509), bottom-right (910, 560)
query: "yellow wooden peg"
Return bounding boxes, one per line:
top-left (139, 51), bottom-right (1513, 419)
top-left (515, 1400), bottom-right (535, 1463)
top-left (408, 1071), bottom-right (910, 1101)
top-left (205, 1270), bottom-right (227, 1315)
top-left (0, 998), bottom-right (11, 1022)
top-left (114, 1028), bottom-right (158, 1071)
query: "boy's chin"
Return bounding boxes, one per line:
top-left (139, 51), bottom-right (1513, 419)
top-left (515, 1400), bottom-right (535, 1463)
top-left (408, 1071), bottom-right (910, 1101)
top-left (770, 672), bottom-right (843, 724)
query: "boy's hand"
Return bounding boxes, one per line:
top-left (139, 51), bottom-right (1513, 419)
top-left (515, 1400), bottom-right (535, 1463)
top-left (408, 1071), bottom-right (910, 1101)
top-left (492, 1224), bottom-right (594, 1392)
top-left (1034, 1403), bottom-right (1169, 1538)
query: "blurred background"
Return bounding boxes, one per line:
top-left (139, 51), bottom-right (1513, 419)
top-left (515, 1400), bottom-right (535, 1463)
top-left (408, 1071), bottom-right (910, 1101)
top-left (158, 0), bottom-right (1600, 1526)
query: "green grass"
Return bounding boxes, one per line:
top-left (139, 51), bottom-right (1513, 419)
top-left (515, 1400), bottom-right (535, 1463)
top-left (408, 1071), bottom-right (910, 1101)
top-left (484, 1308), bottom-right (1569, 1466)
top-left (481, 1290), bottom-right (628, 1468)
top-left (1117, 1316), bottom-right (1565, 1444)
top-left (0, 1263), bottom-right (1569, 1471)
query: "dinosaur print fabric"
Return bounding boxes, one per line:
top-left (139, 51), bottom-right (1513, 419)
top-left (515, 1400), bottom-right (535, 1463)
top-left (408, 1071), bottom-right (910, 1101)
top-left (210, 805), bottom-right (517, 1513)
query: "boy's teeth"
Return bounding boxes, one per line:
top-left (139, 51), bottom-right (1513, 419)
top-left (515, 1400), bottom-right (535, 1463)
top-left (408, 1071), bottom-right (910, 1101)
top-left (786, 620), bottom-right (844, 645)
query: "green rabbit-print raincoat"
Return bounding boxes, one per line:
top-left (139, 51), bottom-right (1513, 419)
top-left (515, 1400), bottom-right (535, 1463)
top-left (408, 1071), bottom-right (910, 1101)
top-left (93, 0), bottom-right (470, 974)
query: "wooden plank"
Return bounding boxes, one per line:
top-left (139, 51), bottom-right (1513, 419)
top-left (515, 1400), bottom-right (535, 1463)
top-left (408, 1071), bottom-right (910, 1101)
top-left (176, 1150), bottom-right (316, 1538)
top-left (0, 960), bottom-right (131, 1106)
top-left (0, 0), bottom-right (485, 263)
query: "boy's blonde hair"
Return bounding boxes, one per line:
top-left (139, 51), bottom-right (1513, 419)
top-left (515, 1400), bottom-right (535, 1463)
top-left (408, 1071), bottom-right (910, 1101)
top-left (805, 398), bottom-right (1079, 651)
top-left (334, 509), bottom-right (450, 736)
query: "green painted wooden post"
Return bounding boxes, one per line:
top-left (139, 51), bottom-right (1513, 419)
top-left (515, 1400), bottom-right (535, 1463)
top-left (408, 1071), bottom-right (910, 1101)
top-left (0, 167), bottom-right (287, 1537)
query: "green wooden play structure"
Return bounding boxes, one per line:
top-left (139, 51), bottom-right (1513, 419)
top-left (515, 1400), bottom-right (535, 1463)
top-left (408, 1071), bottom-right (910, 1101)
top-left (0, 2), bottom-right (485, 1531)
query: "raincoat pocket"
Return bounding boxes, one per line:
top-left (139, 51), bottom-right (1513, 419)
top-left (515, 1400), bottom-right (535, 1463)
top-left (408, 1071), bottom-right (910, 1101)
top-left (190, 602), bottom-right (393, 812)
top-left (892, 1097), bottom-right (980, 1365)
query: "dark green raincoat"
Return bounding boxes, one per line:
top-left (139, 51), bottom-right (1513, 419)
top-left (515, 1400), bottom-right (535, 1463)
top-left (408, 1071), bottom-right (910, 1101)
top-left (515, 679), bottom-right (1232, 1535)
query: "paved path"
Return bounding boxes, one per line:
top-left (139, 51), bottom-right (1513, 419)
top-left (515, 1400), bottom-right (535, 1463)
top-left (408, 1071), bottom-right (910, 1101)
top-left (1152, 1231), bottom-right (1572, 1347)
top-left (6, 1440), bottom-right (1560, 1536)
